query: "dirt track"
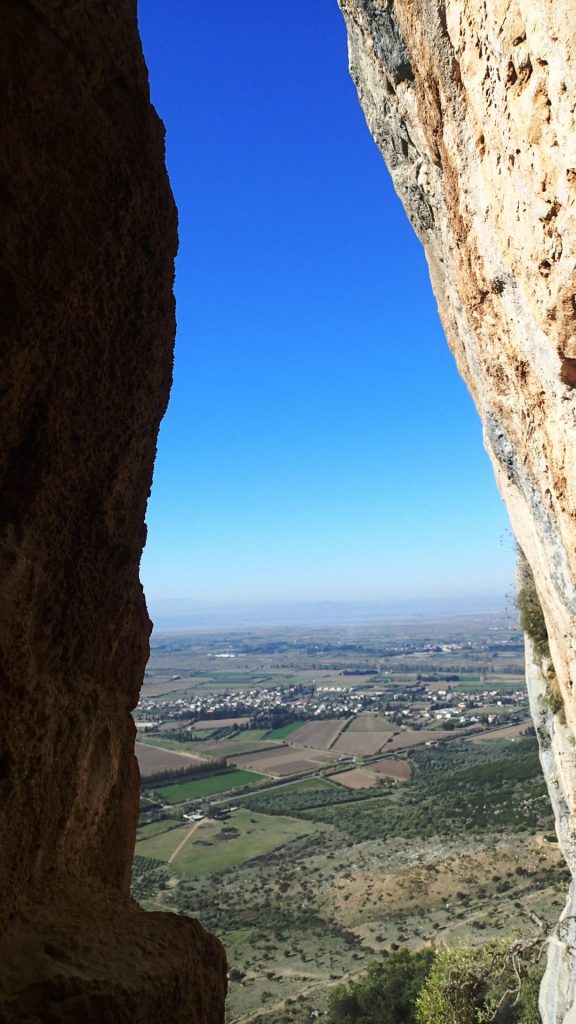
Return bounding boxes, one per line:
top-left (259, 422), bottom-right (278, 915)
top-left (168, 818), bottom-right (207, 864)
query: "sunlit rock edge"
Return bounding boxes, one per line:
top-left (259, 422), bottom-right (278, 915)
top-left (337, 1), bottom-right (576, 1019)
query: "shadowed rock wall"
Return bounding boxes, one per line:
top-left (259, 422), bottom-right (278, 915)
top-left (0, 1), bottom-right (225, 1020)
top-left (337, 1), bottom-right (576, 1019)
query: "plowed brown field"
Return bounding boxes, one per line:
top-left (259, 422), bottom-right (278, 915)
top-left (332, 731), bottom-right (390, 756)
top-left (289, 719), bottom-right (347, 749)
top-left (331, 768), bottom-right (379, 789)
top-left (369, 758), bottom-right (411, 780)
top-left (136, 742), bottom-right (205, 778)
top-left (347, 714), bottom-right (396, 733)
top-left (378, 729), bottom-right (457, 751)
top-left (232, 744), bottom-right (334, 777)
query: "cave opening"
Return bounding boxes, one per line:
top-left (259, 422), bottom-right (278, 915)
top-left (4, 0), bottom-right (570, 1021)
top-left (129, 4), bottom-right (547, 1023)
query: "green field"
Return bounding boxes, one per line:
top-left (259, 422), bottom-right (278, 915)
top-left (134, 823), bottom-right (193, 862)
top-left (137, 819), bottom-right (181, 841)
top-left (264, 722), bottom-right (304, 740)
top-left (456, 678), bottom-right (524, 692)
top-left (171, 809), bottom-right (321, 876)
top-left (154, 769), bottom-right (266, 803)
top-left (134, 808), bottom-right (321, 877)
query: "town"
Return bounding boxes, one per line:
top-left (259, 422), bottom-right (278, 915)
top-left (135, 675), bottom-right (529, 736)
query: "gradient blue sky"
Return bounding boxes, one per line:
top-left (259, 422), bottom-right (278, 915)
top-left (137, 0), bottom-right (514, 607)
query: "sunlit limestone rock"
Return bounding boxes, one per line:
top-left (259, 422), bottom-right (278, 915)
top-left (337, 1), bottom-right (576, 1019)
top-left (526, 642), bottom-right (576, 1023)
top-left (0, 2), bottom-right (225, 1020)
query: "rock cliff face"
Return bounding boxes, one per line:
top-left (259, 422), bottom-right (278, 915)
top-left (337, 1), bottom-right (576, 1019)
top-left (0, 2), bottom-right (225, 1020)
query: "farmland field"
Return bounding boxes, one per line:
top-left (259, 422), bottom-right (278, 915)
top-left (233, 744), bottom-right (338, 775)
top-left (468, 721), bottom-right (533, 743)
top-left (134, 808), bottom-right (322, 878)
top-left (331, 768), bottom-right (383, 789)
top-left (232, 746), bottom-right (330, 777)
top-left (287, 746), bottom-right (338, 763)
top-left (264, 758), bottom-right (326, 776)
top-left (137, 735), bottom-right (211, 754)
top-left (332, 731), bottom-right (391, 756)
top-left (153, 769), bottom-right (266, 803)
top-left (201, 738), bottom-right (280, 759)
top-left (138, 677), bottom-right (197, 698)
top-left (264, 722), bottom-right (304, 740)
top-left (169, 809), bottom-right (321, 877)
top-left (287, 719), bottom-right (347, 748)
top-left (457, 680), bottom-right (524, 692)
top-left (271, 777), bottom-right (340, 795)
top-left (134, 618), bottom-right (548, 1023)
top-left (136, 819), bottom-right (181, 841)
top-left (232, 744), bottom-right (290, 764)
top-left (193, 671), bottom-right (274, 688)
top-left (369, 758), bottom-right (411, 780)
top-left (135, 741), bottom-right (205, 777)
top-left (191, 717), bottom-right (251, 730)
top-left (347, 714), bottom-right (396, 733)
top-left (378, 729), bottom-right (459, 751)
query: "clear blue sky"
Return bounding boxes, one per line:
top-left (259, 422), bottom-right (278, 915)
top-left (137, 0), bottom-right (514, 608)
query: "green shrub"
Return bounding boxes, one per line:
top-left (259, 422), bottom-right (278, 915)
top-left (539, 689), bottom-right (563, 716)
top-left (416, 941), bottom-right (544, 1024)
top-left (516, 549), bottom-right (550, 663)
top-left (327, 948), bottom-right (435, 1024)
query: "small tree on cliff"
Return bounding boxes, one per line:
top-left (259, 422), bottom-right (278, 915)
top-left (327, 948), bottom-right (434, 1024)
top-left (416, 938), bottom-right (544, 1024)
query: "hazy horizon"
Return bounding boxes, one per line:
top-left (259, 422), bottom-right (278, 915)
top-left (148, 593), bottom-right (514, 632)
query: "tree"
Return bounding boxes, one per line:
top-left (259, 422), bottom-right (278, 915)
top-left (327, 948), bottom-right (434, 1024)
top-left (416, 939), bottom-right (545, 1024)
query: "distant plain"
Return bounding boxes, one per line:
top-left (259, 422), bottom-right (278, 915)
top-left (132, 614), bottom-right (559, 1023)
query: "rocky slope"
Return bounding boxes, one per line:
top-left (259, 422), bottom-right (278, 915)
top-left (0, 1), bottom-right (225, 1020)
top-left (337, 1), bottom-right (576, 1019)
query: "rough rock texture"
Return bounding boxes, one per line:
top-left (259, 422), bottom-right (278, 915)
top-left (0, 1), bottom-right (225, 1020)
top-left (337, 1), bottom-right (576, 1019)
